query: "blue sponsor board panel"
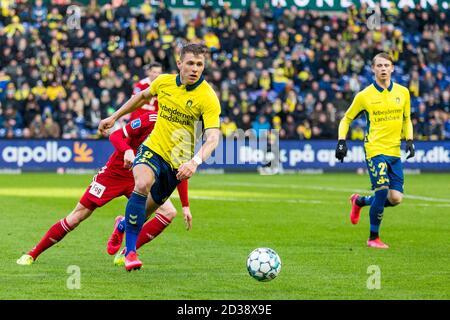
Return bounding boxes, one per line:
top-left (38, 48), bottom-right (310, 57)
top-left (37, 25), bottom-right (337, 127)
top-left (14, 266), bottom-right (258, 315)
top-left (203, 140), bottom-right (450, 172)
top-left (1, 139), bottom-right (449, 172)
top-left (0, 140), bottom-right (113, 171)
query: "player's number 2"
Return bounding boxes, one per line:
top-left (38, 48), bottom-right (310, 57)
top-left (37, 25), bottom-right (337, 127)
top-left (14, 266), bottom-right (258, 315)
top-left (378, 163), bottom-right (387, 176)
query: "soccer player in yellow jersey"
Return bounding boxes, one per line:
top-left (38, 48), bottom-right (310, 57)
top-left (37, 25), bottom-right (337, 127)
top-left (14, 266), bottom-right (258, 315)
top-left (335, 53), bottom-right (415, 249)
top-left (98, 44), bottom-right (221, 270)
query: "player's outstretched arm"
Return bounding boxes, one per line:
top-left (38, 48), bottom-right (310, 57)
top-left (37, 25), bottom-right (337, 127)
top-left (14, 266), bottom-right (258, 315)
top-left (335, 93), bottom-right (364, 162)
top-left (176, 179), bottom-right (191, 230)
top-left (98, 89), bottom-right (154, 136)
top-left (109, 128), bottom-right (132, 153)
top-left (177, 179), bottom-right (189, 207)
top-left (176, 128), bottom-right (221, 181)
top-left (109, 128), bottom-right (135, 168)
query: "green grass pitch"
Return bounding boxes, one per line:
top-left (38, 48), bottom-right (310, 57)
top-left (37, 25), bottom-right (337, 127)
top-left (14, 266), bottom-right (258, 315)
top-left (1, 173), bottom-right (449, 300)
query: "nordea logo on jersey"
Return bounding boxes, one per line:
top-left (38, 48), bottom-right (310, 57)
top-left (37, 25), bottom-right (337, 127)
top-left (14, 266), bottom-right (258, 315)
top-left (1, 141), bottom-right (94, 167)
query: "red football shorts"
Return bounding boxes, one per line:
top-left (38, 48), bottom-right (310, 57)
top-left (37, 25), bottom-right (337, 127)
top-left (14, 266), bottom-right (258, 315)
top-left (79, 169), bottom-right (135, 211)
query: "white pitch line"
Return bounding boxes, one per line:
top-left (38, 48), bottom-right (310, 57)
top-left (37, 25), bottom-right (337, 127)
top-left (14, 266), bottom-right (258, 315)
top-left (411, 203), bottom-right (450, 208)
top-left (213, 182), bottom-right (450, 204)
top-left (404, 194), bottom-right (450, 202)
top-left (183, 195), bottom-right (323, 204)
top-left (176, 195), bottom-right (450, 207)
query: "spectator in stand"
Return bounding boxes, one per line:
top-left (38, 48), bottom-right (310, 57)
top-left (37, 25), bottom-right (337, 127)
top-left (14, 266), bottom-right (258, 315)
top-left (29, 114), bottom-right (46, 138)
top-left (43, 115), bottom-right (60, 138)
top-left (252, 115), bottom-right (271, 138)
top-left (221, 116), bottom-right (238, 138)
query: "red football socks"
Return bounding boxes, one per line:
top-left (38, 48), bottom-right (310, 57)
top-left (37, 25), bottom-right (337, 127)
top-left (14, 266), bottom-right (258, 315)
top-left (136, 213), bottom-right (172, 249)
top-left (28, 218), bottom-right (73, 260)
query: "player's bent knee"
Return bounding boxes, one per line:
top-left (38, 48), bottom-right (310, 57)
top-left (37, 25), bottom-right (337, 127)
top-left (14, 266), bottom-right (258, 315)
top-left (160, 209), bottom-right (177, 221)
top-left (133, 166), bottom-right (155, 195)
top-left (67, 205), bottom-right (93, 228)
top-left (388, 190), bottom-right (403, 206)
top-left (155, 199), bottom-right (177, 220)
top-left (133, 176), bottom-right (153, 195)
top-left (389, 195), bottom-right (403, 206)
top-left (134, 179), bottom-right (151, 195)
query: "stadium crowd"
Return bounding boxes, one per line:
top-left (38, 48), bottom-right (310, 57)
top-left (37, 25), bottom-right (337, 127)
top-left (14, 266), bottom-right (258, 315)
top-left (0, 0), bottom-right (449, 140)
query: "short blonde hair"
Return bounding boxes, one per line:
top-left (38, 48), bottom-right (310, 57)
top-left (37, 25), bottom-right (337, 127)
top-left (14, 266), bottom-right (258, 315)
top-left (372, 52), bottom-right (394, 65)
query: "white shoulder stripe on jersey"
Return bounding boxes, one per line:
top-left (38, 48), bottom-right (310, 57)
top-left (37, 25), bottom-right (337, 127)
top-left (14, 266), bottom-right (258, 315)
top-left (123, 126), bottom-right (129, 137)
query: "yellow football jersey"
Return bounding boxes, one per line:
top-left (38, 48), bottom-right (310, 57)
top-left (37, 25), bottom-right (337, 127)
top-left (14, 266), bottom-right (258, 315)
top-left (338, 81), bottom-right (413, 159)
top-left (144, 74), bottom-right (221, 169)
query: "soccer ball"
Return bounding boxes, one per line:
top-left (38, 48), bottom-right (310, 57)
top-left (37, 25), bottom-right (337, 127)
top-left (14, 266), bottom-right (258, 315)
top-left (246, 247), bottom-right (281, 282)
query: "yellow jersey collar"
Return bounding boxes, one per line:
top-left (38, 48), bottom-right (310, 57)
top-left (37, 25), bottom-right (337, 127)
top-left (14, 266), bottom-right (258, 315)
top-left (373, 80), bottom-right (393, 93)
top-left (176, 74), bottom-right (204, 91)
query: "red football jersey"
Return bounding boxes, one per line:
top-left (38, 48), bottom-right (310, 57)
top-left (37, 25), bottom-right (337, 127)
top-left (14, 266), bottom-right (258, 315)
top-left (130, 77), bottom-right (158, 120)
top-left (105, 112), bottom-right (157, 177)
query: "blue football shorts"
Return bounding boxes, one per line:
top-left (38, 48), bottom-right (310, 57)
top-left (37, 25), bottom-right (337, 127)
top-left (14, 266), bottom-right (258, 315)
top-left (366, 154), bottom-right (404, 193)
top-left (133, 144), bottom-right (180, 205)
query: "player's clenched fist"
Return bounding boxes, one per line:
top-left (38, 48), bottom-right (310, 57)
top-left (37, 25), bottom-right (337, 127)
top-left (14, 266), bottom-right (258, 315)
top-left (405, 140), bottom-right (415, 159)
top-left (123, 150), bottom-right (135, 169)
top-left (98, 116), bottom-right (116, 136)
top-left (176, 160), bottom-right (198, 181)
top-left (335, 139), bottom-right (348, 162)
